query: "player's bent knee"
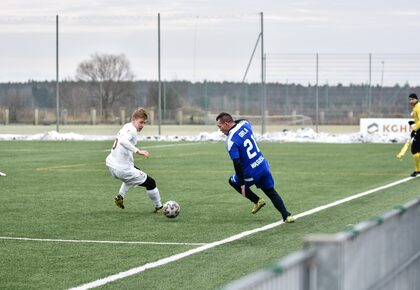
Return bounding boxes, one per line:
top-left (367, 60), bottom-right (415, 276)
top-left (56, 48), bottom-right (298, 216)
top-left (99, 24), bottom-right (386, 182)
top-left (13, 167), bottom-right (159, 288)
top-left (228, 176), bottom-right (244, 194)
top-left (228, 176), bottom-right (237, 188)
top-left (139, 176), bottom-right (156, 190)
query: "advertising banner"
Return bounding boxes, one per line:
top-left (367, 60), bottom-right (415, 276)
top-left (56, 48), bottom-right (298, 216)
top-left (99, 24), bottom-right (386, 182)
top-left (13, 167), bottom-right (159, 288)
top-left (360, 118), bottom-right (412, 134)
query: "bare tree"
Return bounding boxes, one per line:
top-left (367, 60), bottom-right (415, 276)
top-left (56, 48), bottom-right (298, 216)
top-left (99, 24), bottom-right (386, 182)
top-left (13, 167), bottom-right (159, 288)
top-left (76, 53), bottom-right (135, 120)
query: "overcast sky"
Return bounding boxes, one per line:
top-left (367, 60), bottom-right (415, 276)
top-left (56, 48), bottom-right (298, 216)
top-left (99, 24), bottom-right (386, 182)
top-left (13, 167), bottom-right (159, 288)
top-left (1, 0), bottom-right (420, 84)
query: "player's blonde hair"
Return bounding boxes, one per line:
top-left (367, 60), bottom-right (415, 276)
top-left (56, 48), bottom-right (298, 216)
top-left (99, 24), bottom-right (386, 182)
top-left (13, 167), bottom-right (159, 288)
top-left (132, 107), bottom-right (148, 120)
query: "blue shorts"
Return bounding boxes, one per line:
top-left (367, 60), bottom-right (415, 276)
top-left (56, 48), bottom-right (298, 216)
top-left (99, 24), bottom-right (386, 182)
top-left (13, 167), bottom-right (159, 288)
top-left (230, 170), bottom-right (274, 190)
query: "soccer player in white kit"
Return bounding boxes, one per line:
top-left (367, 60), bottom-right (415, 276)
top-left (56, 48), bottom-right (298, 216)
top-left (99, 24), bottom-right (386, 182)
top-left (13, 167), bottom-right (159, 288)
top-left (106, 108), bottom-right (163, 212)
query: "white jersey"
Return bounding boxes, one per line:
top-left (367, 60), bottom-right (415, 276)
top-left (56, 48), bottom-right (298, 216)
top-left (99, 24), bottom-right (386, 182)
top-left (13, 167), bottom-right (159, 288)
top-left (106, 122), bottom-right (139, 170)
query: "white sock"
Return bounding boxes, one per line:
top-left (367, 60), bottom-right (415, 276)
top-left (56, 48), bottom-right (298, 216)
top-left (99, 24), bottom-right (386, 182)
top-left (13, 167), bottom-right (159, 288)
top-left (118, 183), bottom-right (130, 198)
top-left (147, 188), bottom-right (162, 208)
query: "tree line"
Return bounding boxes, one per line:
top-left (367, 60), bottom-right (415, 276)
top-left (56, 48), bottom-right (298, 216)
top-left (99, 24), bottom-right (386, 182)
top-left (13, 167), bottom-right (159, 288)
top-left (0, 53), bottom-right (418, 124)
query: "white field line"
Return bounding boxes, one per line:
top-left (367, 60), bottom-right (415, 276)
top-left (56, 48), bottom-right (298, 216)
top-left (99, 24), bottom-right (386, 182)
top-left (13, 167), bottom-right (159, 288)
top-left (0, 236), bottom-right (206, 246)
top-left (103, 142), bottom-right (205, 152)
top-left (69, 176), bottom-right (416, 290)
top-left (39, 143), bottom-right (205, 171)
top-left (141, 142), bottom-right (207, 149)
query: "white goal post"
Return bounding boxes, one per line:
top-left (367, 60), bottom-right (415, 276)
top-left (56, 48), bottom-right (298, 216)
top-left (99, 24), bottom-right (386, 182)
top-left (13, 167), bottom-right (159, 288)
top-left (208, 113), bottom-right (312, 126)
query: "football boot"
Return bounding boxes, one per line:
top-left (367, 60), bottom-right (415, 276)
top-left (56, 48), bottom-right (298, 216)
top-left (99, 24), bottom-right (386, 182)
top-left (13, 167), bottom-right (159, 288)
top-left (252, 198), bottom-right (266, 214)
top-left (114, 195), bottom-right (125, 209)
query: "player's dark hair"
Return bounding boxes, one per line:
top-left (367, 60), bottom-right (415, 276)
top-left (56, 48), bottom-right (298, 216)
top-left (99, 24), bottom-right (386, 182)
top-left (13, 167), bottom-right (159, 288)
top-left (409, 93), bottom-right (418, 100)
top-left (216, 112), bottom-right (234, 123)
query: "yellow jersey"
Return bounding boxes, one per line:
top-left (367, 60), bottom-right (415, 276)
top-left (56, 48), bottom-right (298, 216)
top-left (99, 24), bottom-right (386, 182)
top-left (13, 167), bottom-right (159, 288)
top-left (412, 102), bottom-right (420, 131)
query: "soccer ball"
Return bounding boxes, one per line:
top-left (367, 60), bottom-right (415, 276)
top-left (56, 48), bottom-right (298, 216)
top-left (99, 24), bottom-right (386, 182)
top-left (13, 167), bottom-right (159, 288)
top-left (163, 200), bottom-right (180, 218)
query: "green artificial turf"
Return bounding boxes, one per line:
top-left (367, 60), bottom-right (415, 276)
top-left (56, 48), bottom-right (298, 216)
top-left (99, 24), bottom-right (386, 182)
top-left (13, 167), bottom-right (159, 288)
top-left (0, 141), bottom-right (418, 289)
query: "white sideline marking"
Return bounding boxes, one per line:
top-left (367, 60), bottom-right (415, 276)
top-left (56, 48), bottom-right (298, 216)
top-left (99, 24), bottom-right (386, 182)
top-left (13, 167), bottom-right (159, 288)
top-left (69, 176), bottom-right (416, 290)
top-left (141, 142), bottom-right (205, 149)
top-left (103, 142), bottom-right (204, 152)
top-left (293, 176), bottom-right (415, 219)
top-left (0, 236), bottom-right (206, 246)
top-left (41, 143), bottom-right (205, 171)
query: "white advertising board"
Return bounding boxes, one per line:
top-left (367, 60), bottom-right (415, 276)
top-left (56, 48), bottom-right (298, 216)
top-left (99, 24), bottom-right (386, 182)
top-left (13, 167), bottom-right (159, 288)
top-left (360, 118), bottom-right (412, 134)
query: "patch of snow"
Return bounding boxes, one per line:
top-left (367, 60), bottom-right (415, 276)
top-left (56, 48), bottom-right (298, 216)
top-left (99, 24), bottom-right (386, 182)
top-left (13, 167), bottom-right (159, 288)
top-left (0, 128), bottom-right (410, 144)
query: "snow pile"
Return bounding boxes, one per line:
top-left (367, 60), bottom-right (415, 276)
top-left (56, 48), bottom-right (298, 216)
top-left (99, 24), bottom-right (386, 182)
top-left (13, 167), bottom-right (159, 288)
top-left (0, 131), bottom-right (113, 141)
top-left (0, 128), bottom-right (410, 144)
top-left (259, 128), bottom-right (407, 144)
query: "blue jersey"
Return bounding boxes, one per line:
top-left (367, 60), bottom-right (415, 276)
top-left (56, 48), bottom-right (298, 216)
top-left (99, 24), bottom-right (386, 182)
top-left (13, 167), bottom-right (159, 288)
top-left (226, 120), bottom-right (270, 181)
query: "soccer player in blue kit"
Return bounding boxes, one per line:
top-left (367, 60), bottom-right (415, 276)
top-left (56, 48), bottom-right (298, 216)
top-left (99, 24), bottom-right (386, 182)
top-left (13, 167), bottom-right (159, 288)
top-left (216, 112), bottom-right (294, 223)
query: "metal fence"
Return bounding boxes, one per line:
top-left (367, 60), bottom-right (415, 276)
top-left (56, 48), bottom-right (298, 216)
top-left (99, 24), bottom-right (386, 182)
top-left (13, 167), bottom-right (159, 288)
top-left (1, 78), bottom-right (419, 127)
top-left (1, 14), bottom-right (420, 128)
top-left (223, 198), bottom-right (420, 290)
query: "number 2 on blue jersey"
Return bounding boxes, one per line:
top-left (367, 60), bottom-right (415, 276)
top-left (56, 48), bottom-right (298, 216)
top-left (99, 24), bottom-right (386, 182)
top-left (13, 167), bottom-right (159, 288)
top-left (244, 135), bottom-right (260, 159)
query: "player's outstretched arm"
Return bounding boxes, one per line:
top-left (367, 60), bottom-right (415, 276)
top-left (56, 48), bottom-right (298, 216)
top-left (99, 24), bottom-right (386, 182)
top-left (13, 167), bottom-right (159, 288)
top-left (136, 149), bottom-right (150, 158)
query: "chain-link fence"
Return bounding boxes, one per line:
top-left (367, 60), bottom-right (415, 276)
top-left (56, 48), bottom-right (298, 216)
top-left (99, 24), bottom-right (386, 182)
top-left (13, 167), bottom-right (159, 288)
top-left (1, 77), bottom-right (418, 127)
top-left (1, 15), bottom-right (419, 129)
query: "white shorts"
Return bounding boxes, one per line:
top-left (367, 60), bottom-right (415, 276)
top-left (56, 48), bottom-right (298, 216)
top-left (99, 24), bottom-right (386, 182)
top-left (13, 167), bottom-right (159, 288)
top-left (108, 166), bottom-right (147, 186)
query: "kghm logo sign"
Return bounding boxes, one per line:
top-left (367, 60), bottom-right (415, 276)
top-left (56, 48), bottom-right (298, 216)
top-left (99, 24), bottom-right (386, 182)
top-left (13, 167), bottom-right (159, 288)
top-left (360, 118), bottom-right (411, 134)
top-left (381, 124), bottom-right (411, 133)
top-left (367, 123), bottom-right (378, 134)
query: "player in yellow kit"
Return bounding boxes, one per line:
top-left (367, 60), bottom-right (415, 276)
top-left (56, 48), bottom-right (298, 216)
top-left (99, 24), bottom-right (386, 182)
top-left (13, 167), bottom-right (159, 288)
top-left (408, 93), bottom-right (420, 177)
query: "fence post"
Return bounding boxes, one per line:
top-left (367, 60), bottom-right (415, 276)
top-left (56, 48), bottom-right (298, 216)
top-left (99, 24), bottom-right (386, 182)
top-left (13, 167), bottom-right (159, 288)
top-left (149, 109), bottom-right (155, 125)
top-left (91, 108), bottom-right (96, 125)
top-left (4, 109), bottom-right (9, 125)
top-left (348, 111), bottom-right (354, 125)
top-left (176, 109), bottom-right (183, 125)
top-left (34, 108), bottom-right (39, 125)
top-left (62, 109), bottom-right (68, 125)
top-left (207, 111), bottom-right (212, 126)
top-left (320, 111), bottom-right (325, 125)
top-left (120, 108), bottom-right (126, 125)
